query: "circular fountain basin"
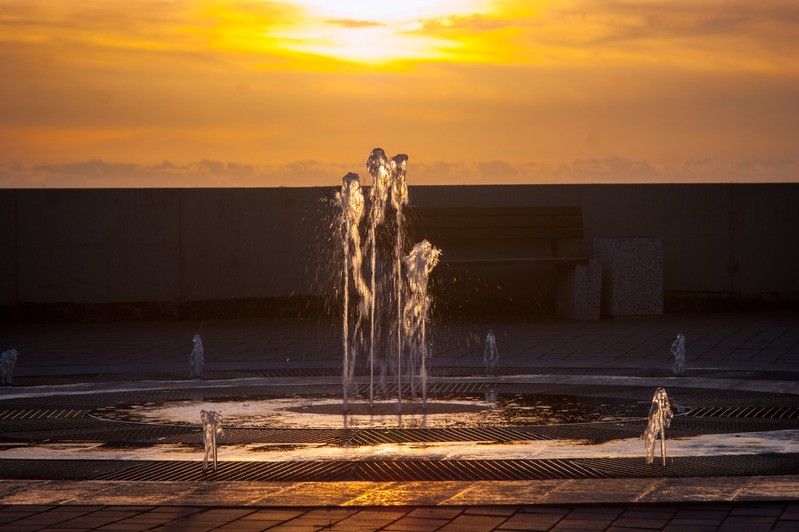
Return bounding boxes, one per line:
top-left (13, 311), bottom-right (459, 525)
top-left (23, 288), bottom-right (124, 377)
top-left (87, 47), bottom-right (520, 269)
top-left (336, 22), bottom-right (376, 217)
top-left (91, 393), bottom-right (648, 430)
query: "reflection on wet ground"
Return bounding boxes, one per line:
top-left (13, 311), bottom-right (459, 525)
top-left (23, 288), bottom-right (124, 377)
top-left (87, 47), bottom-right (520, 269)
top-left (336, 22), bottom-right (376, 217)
top-left (90, 393), bottom-right (650, 430)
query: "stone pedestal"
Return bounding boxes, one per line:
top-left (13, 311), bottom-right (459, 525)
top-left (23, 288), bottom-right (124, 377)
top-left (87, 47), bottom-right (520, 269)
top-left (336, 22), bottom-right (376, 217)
top-left (594, 237), bottom-right (663, 317)
top-left (556, 259), bottom-right (602, 320)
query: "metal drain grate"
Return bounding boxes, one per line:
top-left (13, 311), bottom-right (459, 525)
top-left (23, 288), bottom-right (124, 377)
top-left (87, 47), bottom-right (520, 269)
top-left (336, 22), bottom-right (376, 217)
top-left (357, 382), bottom-right (488, 396)
top-left (3, 454), bottom-right (799, 482)
top-left (687, 405), bottom-right (799, 419)
top-left (0, 409), bottom-right (87, 421)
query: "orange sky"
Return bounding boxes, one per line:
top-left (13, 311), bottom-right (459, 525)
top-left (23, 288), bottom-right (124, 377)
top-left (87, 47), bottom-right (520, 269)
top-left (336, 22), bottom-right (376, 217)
top-left (0, 0), bottom-right (797, 187)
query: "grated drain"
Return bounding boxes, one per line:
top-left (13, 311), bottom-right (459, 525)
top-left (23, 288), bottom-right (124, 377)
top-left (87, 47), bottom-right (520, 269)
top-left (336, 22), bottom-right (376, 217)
top-left (0, 408), bottom-right (88, 421)
top-left (687, 405), bottom-right (799, 419)
top-left (2, 454), bottom-right (798, 482)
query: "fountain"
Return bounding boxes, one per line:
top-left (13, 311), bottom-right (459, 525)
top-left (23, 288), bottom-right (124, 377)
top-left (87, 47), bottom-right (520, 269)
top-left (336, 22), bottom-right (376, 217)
top-left (0, 348), bottom-right (18, 385)
top-left (189, 333), bottom-right (204, 379)
top-left (337, 149), bottom-right (441, 414)
top-left (642, 387), bottom-right (673, 466)
top-left (84, 149), bottom-right (692, 460)
top-left (671, 333), bottom-right (686, 376)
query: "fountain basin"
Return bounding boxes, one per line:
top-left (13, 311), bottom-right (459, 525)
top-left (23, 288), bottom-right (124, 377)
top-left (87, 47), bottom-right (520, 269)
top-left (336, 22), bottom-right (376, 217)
top-left (90, 393), bottom-right (649, 430)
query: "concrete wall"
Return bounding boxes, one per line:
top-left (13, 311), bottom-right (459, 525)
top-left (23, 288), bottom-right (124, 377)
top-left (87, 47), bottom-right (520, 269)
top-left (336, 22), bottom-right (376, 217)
top-left (1, 184), bottom-right (797, 320)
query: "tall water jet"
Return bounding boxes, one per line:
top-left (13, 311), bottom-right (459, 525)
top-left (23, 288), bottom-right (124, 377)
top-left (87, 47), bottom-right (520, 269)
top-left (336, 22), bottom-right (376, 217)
top-left (337, 173), bottom-right (369, 411)
top-left (390, 154), bottom-right (409, 408)
top-left (403, 240), bottom-right (442, 405)
top-left (671, 333), bottom-right (686, 376)
top-left (366, 149), bottom-right (392, 407)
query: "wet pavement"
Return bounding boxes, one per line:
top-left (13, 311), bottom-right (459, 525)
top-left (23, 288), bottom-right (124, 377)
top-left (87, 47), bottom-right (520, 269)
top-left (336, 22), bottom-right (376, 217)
top-left (1, 311), bottom-right (799, 530)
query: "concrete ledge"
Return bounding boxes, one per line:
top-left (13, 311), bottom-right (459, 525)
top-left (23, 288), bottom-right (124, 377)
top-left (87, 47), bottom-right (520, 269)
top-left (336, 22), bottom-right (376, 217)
top-left (556, 259), bottom-right (602, 320)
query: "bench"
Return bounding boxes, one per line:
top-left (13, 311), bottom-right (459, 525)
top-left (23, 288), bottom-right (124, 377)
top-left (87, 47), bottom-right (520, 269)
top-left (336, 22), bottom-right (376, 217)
top-left (406, 206), bottom-right (600, 318)
top-left (407, 206), bottom-right (589, 266)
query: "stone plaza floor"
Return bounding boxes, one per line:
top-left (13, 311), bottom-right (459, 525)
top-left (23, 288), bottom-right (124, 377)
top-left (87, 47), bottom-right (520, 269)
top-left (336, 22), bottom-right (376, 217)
top-left (1, 311), bottom-right (799, 530)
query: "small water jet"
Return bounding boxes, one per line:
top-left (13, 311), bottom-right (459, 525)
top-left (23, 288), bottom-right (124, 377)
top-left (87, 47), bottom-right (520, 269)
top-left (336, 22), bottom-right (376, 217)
top-left (200, 409), bottom-right (222, 471)
top-left (0, 348), bottom-right (18, 385)
top-left (671, 333), bottom-right (686, 376)
top-left (642, 387), bottom-right (673, 466)
top-left (484, 330), bottom-right (499, 377)
top-left (189, 334), bottom-right (204, 379)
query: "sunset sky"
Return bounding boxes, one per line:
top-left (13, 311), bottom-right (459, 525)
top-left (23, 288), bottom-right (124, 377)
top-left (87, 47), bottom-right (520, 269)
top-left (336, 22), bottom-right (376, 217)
top-left (0, 0), bottom-right (797, 187)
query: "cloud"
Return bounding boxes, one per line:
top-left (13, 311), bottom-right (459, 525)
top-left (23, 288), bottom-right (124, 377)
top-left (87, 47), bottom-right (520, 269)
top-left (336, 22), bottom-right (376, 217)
top-left (0, 156), bottom-right (796, 188)
top-left (476, 160), bottom-right (520, 183)
top-left (550, 0), bottom-right (799, 61)
top-left (417, 14), bottom-right (512, 33)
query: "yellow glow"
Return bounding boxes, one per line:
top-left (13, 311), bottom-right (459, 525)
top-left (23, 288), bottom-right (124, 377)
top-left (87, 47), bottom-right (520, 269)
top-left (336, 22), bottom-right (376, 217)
top-left (262, 0), bottom-right (496, 64)
top-left (286, 0), bottom-right (485, 20)
top-left (269, 24), bottom-right (461, 64)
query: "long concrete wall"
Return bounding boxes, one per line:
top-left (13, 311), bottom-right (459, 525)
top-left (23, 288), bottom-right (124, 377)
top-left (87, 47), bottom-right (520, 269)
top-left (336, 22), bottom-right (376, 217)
top-left (1, 184), bottom-right (797, 320)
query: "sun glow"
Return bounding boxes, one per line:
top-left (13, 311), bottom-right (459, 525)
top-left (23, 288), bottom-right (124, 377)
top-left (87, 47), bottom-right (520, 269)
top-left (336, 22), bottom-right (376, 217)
top-left (285, 0), bottom-right (485, 20)
top-left (265, 0), bottom-right (496, 64)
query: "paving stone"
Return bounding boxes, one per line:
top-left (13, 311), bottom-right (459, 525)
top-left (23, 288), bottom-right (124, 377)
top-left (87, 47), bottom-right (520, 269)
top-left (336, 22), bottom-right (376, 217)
top-left (267, 525), bottom-right (337, 532)
top-left (463, 505), bottom-right (519, 516)
top-left (109, 516), bottom-right (177, 524)
top-left (153, 525), bottom-right (222, 532)
top-left (607, 527), bottom-right (663, 532)
top-left (438, 514), bottom-right (508, 531)
top-left (325, 525), bottom-right (390, 532)
top-left (52, 516), bottom-right (128, 528)
top-left (567, 506), bottom-right (625, 518)
top-left (406, 507), bottom-right (463, 520)
top-left (145, 507), bottom-right (205, 517)
top-left (718, 516), bottom-right (779, 531)
top-left (214, 522), bottom-right (280, 531)
top-left (98, 524), bottom-right (165, 531)
top-left (273, 516), bottom-right (350, 529)
top-left (383, 517), bottom-right (451, 531)
top-left (498, 511), bottom-right (563, 530)
top-left (0, 513), bottom-right (42, 525)
top-left (552, 518), bottom-right (614, 530)
top-left (673, 508), bottom-right (730, 520)
top-left (611, 516), bottom-right (670, 529)
top-left (729, 504), bottom-right (786, 516)
top-left (519, 506), bottom-right (571, 515)
top-left (669, 518), bottom-right (726, 527)
top-left (239, 508), bottom-right (307, 521)
top-left (334, 511), bottom-right (406, 530)
top-left (620, 507), bottom-right (678, 518)
top-left (773, 522), bottom-right (799, 531)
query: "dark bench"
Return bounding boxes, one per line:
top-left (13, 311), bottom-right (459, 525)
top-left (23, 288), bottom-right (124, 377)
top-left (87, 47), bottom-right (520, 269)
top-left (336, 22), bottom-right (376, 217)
top-left (407, 206), bottom-right (589, 267)
top-left (406, 206), bottom-right (598, 318)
